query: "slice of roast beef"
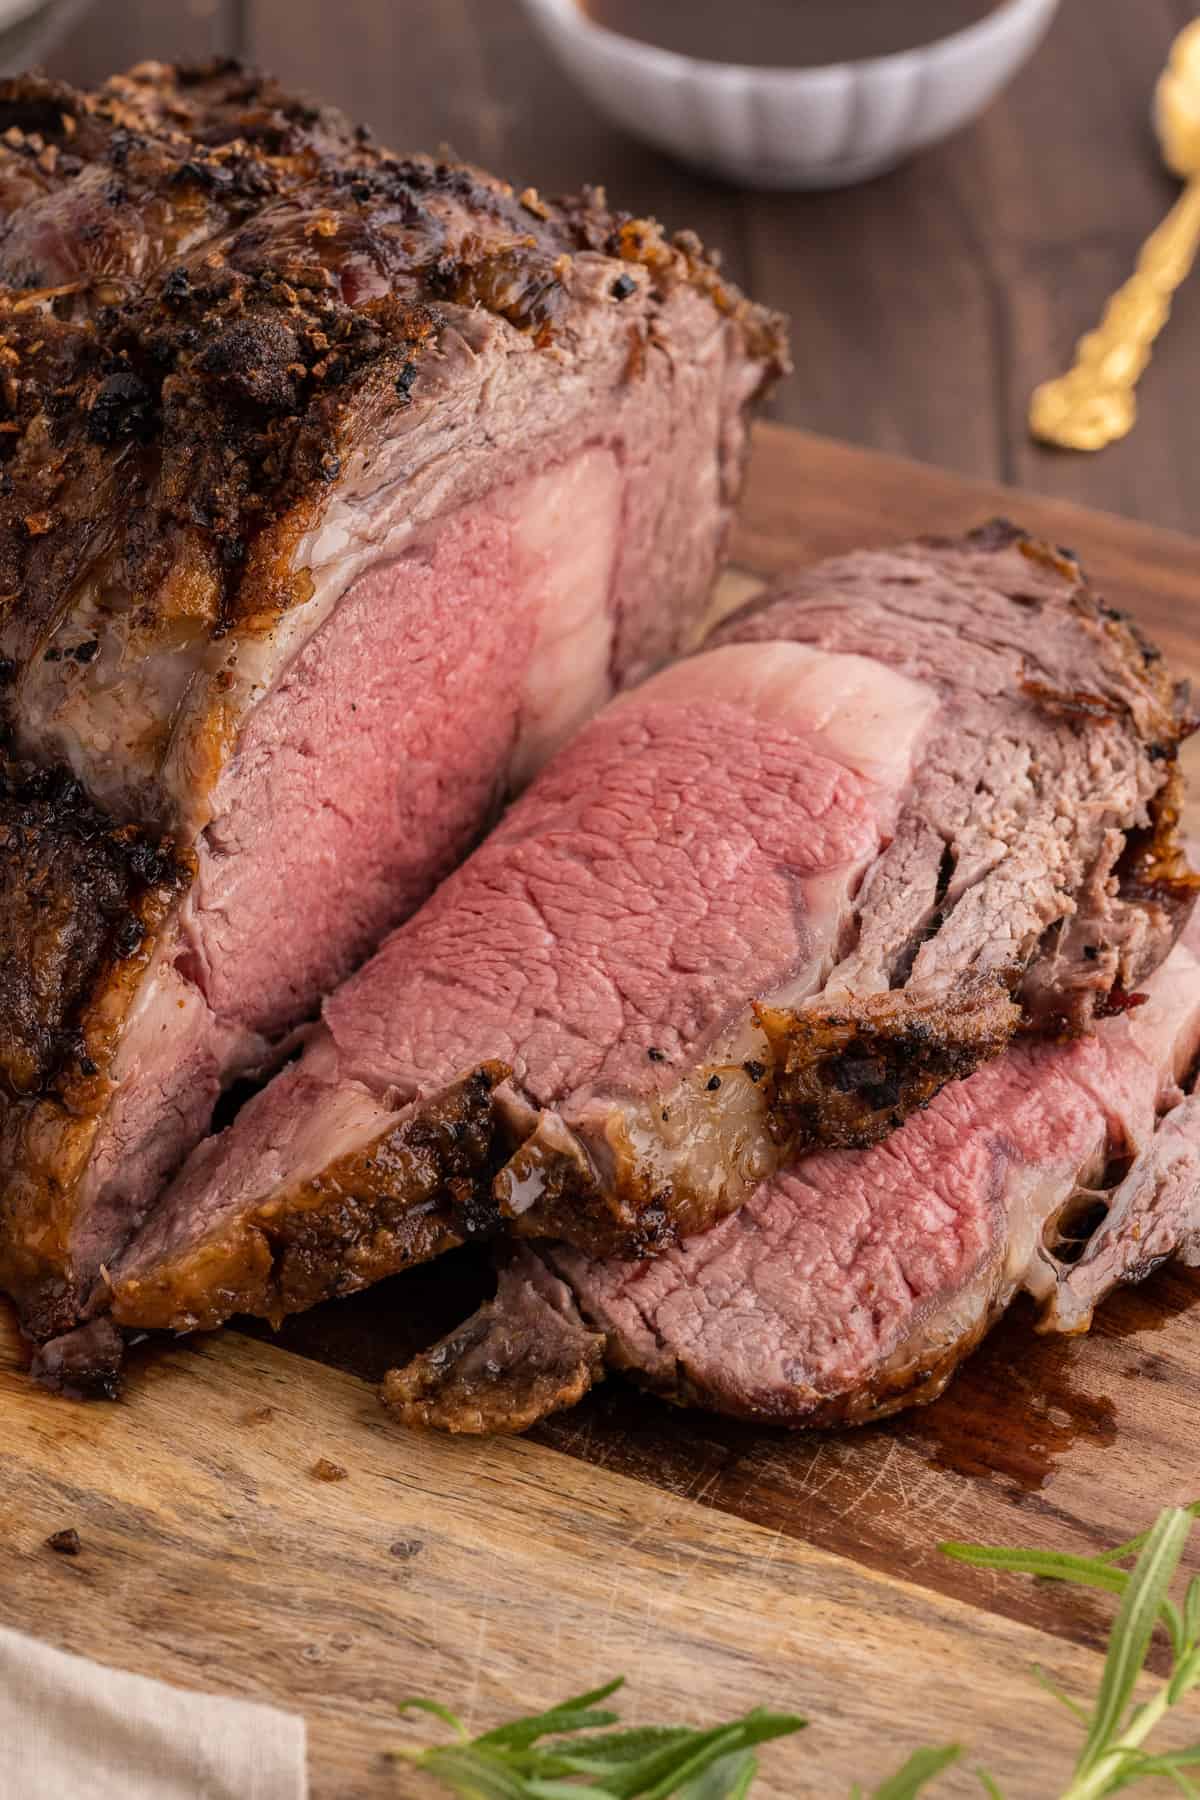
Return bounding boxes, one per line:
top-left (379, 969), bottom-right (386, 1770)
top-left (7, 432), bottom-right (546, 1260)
top-left (109, 524), bottom-right (1193, 1343)
top-left (1038, 1095), bottom-right (1200, 1334)
top-left (111, 634), bottom-right (938, 1328)
top-left (384, 1250), bottom-right (605, 1436)
top-left (384, 910), bottom-right (1200, 1433)
top-left (0, 60), bottom-right (785, 1347)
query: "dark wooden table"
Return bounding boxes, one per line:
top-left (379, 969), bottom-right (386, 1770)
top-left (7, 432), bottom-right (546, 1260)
top-left (47, 0), bottom-right (1200, 538)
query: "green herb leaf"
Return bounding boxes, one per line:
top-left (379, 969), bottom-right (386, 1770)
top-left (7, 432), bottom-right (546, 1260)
top-left (609, 1711), bottom-right (805, 1799)
top-left (1170, 1647), bottom-right (1200, 1707)
top-left (1096, 1506), bottom-right (1200, 1567)
top-left (396, 1696), bottom-right (469, 1740)
top-left (1097, 1745), bottom-right (1200, 1796)
top-left (675, 1749), bottom-right (760, 1798)
top-left (1112, 1746), bottom-right (1200, 1773)
top-left (396, 1687), bottom-right (805, 1799)
top-left (399, 1503), bottom-right (1200, 1800)
top-left (868, 1744), bottom-right (961, 1797)
top-left (1074, 1507), bottom-right (1193, 1779)
top-left (475, 1679), bottom-right (626, 1750)
top-left (1185, 1577), bottom-right (1200, 1651)
top-left (544, 1728), bottom-right (700, 1770)
top-left (1031, 1665), bottom-right (1090, 1726)
top-left (938, 1543), bottom-right (1132, 1602)
top-left (411, 1745), bottom-right (537, 1799)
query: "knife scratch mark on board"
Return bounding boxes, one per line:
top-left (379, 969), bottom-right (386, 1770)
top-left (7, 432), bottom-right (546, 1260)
top-left (463, 1585), bottom-right (492, 1731)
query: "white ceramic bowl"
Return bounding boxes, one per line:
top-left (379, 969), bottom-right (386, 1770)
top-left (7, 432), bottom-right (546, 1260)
top-left (520, 0), bottom-right (1061, 188)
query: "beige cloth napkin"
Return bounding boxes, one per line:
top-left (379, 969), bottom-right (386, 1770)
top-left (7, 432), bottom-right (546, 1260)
top-left (0, 1623), bottom-right (307, 1799)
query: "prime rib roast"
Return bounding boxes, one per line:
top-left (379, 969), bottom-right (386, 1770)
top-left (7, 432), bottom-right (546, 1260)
top-left (106, 523), bottom-right (1194, 1379)
top-left (1, 65), bottom-right (1196, 1435)
top-left (384, 907), bottom-right (1200, 1434)
top-left (0, 60), bottom-right (786, 1363)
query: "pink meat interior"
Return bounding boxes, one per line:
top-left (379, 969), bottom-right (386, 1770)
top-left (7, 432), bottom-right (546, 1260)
top-left (556, 923), bottom-right (1200, 1415)
top-left (129, 640), bottom-right (936, 1263)
top-left (78, 448), bottom-right (623, 1275)
top-left (327, 640), bottom-right (935, 1106)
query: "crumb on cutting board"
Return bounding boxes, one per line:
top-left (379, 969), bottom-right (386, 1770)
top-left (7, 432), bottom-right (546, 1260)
top-left (311, 1457), bottom-right (348, 1482)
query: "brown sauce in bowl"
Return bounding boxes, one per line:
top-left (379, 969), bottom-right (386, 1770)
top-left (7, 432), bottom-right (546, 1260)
top-left (580, 0), bottom-right (1006, 67)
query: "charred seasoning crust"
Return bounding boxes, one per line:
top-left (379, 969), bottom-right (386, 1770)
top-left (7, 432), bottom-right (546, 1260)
top-left (481, 990), bottom-right (1019, 1264)
top-left (0, 759), bottom-right (190, 1339)
top-left (0, 60), bottom-right (788, 669)
top-left (109, 1063), bottom-right (510, 1332)
top-left (0, 758), bottom-right (189, 1097)
top-left (493, 1125), bottom-right (675, 1261)
top-left (381, 1262), bottom-right (605, 1436)
top-left (756, 980), bottom-right (1020, 1155)
top-left (995, 525), bottom-right (1200, 993)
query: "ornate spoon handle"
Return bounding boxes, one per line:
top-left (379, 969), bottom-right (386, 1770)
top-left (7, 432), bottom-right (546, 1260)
top-left (1029, 177), bottom-right (1200, 451)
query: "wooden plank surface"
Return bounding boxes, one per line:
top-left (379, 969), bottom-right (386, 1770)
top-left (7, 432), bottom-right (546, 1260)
top-left (4, 1311), bottom-right (1196, 1799)
top-left (46, 0), bottom-right (1200, 536)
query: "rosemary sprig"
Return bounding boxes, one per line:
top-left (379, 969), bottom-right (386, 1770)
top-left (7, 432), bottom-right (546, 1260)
top-left (941, 1502), bottom-right (1200, 1797)
top-left (390, 1678), bottom-right (806, 1797)
top-left (396, 1504), bottom-right (1200, 1798)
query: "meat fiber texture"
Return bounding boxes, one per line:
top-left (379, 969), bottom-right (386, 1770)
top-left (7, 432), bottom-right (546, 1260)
top-left (0, 60), bottom-right (786, 1352)
top-left (385, 908), bottom-right (1200, 1435)
top-left (108, 523), bottom-right (1194, 1353)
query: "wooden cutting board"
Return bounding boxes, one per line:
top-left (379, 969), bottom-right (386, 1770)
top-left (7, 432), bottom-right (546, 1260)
top-left (3, 423), bottom-right (1200, 1798)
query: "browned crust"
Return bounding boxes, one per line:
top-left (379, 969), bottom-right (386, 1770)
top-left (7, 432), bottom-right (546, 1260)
top-left (0, 59), bottom-right (787, 670)
top-left (0, 759), bottom-right (189, 1096)
top-left (1116, 755), bottom-right (1200, 933)
top-left (381, 1249), bottom-right (605, 1435)
top-left (493, 1122), bottom-right (675, 1261)
top-left (0, 759), bottom-right (190, 1337)
top-left (380, 1252), bottom-right (997, 1438)
top-left (383, 1330), bottom-right (603, 1437)
top-left (755, 978), bottom-right (1019, 1155)
top-left (109, 1063), bottom-right (509, 1332)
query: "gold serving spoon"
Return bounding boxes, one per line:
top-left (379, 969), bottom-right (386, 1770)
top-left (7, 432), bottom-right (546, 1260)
top-left (1029, 18), bottom-right (1200, 451)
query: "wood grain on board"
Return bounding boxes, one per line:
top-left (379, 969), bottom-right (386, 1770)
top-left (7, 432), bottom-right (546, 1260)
top-left (3, 1311), bottom-right (1197, 1800)
top-left (48, 0), bottom-right (1200, 538)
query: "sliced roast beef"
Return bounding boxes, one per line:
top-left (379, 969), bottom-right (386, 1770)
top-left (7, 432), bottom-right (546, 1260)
top-left (109, 524), bottom-right (1192, 1343)
top-left (110, 634), bottom-right (937, 1328)
top-left (0, 61), bottom-right (785, 1346)
top-left (384, 1251), bottom-right (605, 1436)
top-left (1039, 1095), bottom-right (1200, 1334)
top-left (384, 910), bottom-right (1200, 1433)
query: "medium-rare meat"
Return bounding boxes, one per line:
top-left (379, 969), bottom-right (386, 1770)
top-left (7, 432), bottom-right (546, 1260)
top-left (384, 909), bottom-right (1200, 1433)
top-left (0, 60), bottom-right (785, 1349)
top-left (110, 634), bottom-right (939, 1329)
top-left (108, 523), bottom-right (1192, 1345)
